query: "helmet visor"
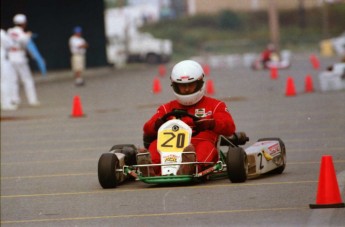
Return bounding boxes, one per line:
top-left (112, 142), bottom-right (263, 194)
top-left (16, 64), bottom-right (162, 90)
top-left (171, 79), bottom-right (204, 95)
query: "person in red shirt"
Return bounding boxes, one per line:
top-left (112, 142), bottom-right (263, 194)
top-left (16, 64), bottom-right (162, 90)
top-left (141, 60), bottom-right (236, 175)
top-left (260, 43), bottom-right (277, 66)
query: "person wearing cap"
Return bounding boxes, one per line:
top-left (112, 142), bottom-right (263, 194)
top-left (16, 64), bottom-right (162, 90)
top-left (140, 60), bottom-right (236, 175)
top-left (7, 14), bottom-right (40, 107)
top-left (69, 26), bottom-right (88, 86)
top-left (1, 29), bottom-right (18, 110)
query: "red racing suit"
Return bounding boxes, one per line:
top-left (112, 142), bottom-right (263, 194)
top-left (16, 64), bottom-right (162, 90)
top-left (261, 49), bottom-right (273, 63)
top-left (143, 96), bottom-right (236, 169)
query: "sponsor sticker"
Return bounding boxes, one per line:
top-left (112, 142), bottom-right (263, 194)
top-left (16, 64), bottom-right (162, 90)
top-left (195, 108), bottom-right (206, 117)
top-left (180, 75), bottom-right (190, 80)
top-left (268, 143), bottom-right (280, 156)
top-left (163, 154), bottom-right (178, 163)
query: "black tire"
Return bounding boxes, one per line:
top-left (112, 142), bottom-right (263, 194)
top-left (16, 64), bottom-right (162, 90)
top-left (146, 53), bottom-right (160, 64)
top-left (109, 144), bottom-right (137, 166)
top-left (98, 153), bottom-right (119, 188)
top-left (257, 138), bottom-right (286, 174)
top-left (226, 147), bottom-right (248, 183)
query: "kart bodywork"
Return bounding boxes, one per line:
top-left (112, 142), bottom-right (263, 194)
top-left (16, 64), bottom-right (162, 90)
top-left (251, 50), bottom-right (291, 70)
top-left (98, 110), bottom-right (286, 188)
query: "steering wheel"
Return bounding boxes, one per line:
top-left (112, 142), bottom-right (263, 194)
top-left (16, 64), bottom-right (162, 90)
top-left (161, 109), bottom-right (199, 121)
top-left (160, 109), bottom-right (200, 136)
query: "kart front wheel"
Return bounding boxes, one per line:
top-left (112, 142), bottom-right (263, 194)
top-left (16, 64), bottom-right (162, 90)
top-left (226, 147), bottom-right (248, 183)
top-left (98, 153), bottom-right (119, 188)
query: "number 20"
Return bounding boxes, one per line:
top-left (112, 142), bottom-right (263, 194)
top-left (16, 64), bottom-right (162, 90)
top-left (161, 132), bottom-right (185, 148)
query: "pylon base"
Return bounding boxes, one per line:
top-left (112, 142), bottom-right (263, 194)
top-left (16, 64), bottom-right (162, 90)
top-left (70, 114), bottom-right (86, 118)
top-left (309, 202), bottom-right (345, 209)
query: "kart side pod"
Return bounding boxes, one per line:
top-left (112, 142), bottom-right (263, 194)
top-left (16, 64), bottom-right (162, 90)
top-left (245, 138), bottom-right (286, 179)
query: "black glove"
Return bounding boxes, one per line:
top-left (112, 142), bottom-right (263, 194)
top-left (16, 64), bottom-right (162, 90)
top-left (154, 118), bottom-right (164, 131)
top-left (143, 134), bottom-right (157, 149)
top-left (194, 119), bottom-right (215, 131)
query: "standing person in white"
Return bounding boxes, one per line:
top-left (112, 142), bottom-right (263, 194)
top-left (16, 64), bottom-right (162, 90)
top-left (1, 29), bottom-right (18, 110)
top-left (7, 14), bottom-right (40, 107)
top-left (69, 26), bottom-right (88, 86)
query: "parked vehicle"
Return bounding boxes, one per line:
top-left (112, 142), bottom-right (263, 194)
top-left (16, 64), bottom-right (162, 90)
top-left (105, 7), bottom-right (172, 67)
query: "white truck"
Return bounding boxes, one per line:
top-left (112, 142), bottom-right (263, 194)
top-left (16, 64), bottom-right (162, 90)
top-left (105, 7), bottom-right (172, 67)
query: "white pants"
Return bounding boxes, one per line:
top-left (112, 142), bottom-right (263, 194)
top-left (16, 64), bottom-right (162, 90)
top-left (1, 59), bottom-right (17, 108)
top-left (11, 61), bottom-right (39, 105)
top-left (71, 54), bottom-right (85, 72)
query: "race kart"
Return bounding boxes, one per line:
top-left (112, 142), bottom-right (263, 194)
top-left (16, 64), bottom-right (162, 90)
top-left (98, 109), bottom-right (286, 188)
top-left (251, 60), bottom-right (290, 70)
top-left (251, 51), bottom-right (291, 70)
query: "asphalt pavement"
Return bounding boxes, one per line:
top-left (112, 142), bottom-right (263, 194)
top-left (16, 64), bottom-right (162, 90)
top-left (1, 53), bottom-right (345, 226)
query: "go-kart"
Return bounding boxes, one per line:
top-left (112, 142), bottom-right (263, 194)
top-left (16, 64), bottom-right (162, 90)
top-left (98, 109), bottom-right (286, 188)
top-left (251, 51), bottom-right (291, 70)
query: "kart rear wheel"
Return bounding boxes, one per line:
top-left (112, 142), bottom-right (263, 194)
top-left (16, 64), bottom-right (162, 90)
top-left (258, 138), bottom-right (286, 174)
top-left (98, 153), bottom-right (119, 188)
top-left (226, 147), bottom-right (248, 183)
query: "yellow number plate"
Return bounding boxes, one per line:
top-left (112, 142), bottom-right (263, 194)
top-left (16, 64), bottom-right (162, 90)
top-left (157, 129), bottom-right (189, 152)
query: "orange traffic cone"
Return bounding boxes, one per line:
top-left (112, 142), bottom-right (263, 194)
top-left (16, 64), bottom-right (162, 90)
top-left (71, 95), bottom-right (85, 118)
top-left (152, 77), bottom-right (162, 94)
top-left (270, 67), bottom-right (278, 80)
top-left (158, 64), bottom-right (166, 77)
top-left (309, 155), bottom-right (345, 209)
top-left (206, 79), bottom-right (215, 95)
top-left (310, 54), bottom-right (320, 70)
top-left (203, 64), bottom-right (210, 76)
top-left (285, 77), bottom-right (296, 96)
top-left (305, 75), bottom-right (314, 93)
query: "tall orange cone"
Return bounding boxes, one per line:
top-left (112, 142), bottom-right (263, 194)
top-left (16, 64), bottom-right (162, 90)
top-left (152, 77), bottom-right (162, 94)
top-left (203, 64), bottom-right (210, 76)
top-left (310, 155), bottom-right (345, 209)
top-left (310, 54), bottom-right (320, 70)
top-left (305, 75), bottom-right (314, 93)
top-left (71, 95), bottom-right (85, 118)
top-left (158, 64), bottom-right (166, 77)
top-left (270, 67), bottom-right (278, 80)
top-left (285, 77), bottom-right (296, 96)
top-left (206, 79), bottom-right (215, 95)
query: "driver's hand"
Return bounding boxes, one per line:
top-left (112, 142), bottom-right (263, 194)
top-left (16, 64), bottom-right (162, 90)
top-left (154, 118), bottom-right (164, 131)
top-left (194, 119), bottom-right (215, 131)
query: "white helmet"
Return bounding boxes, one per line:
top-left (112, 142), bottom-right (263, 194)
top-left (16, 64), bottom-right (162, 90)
top-left (170, 60), bottom-right (205, 106)
top-left (13, 14), bottom-right (27, 25)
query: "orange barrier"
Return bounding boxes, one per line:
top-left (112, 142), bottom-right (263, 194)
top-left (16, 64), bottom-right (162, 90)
top-left (152, 77), bottom-right (162, 94)
top-left (305, 75), bottom-right (314, 93)
top-left (285, 77), bottom-right (296, 96)
top-left (71, 95), bottom-right (85, 118)
top-left (206, 80), bottom-right (215, 95)
top-left (309, 155), bottom-right (345, 209)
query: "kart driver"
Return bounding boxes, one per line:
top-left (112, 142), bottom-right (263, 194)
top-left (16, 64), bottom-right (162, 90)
top-left (141, 60), bottom-right (236, 175)
top-left (261, 43), bottom-right (277, 65)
